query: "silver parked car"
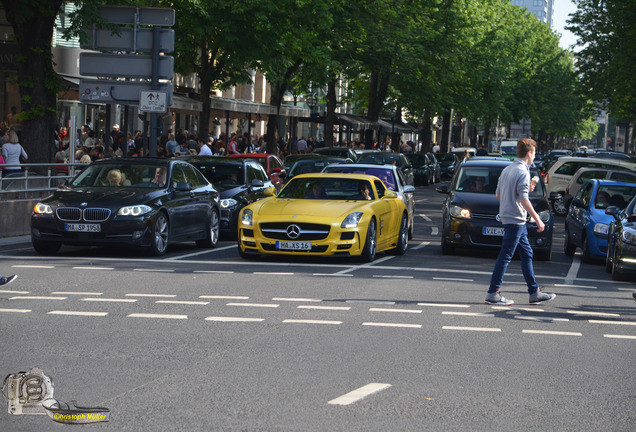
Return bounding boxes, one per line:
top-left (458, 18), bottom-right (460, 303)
top-left (321, 163), bottom-right (416, 239)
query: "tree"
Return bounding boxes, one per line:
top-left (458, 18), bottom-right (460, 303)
top-left (2, 0), bottom-right (64, 163)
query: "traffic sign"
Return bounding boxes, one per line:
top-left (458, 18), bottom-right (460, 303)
top-left (82, 28), bottom-right (174, 53)
top-left (79, 79), bottom-right (173, 105)
top-left (98, 6), bottom-right (175, 26)
top-left (80, 53), bottom-right (174, 80)
top-left (140, 91), bottom-right (167, 113)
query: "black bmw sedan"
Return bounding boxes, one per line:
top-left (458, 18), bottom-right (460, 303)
top-left (436, 158), bottom-right (556, 260)
top-left (31, 158), bottom-right (220, 256)
top-left (605, 195), bottom-right (636, 281)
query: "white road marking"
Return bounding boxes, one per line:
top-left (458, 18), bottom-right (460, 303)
top-left (272, 297), bottom-right (321, 302)
top-left (200, 295), bottom-right (249, 300)
top-left (10, 296), bottom-right (66, 300)
top-left (227, 303), bottom-right (279, 308)
top-left (564, 256), bottom-right (581, 285)
top-left (156, 300), bottom-right (210, 305)
top-left (253, 272), bottom-right (294, 275)
top-left (372, 275), bottom-right (413, 279)
top-left (312, 273), bottom-right (353, 277)
top-left (369, 308), bottom-right (422, 314)
top-left (442, 311), bottom-right (495, 317)
top-left (205, 317), bottom-right (264, 322)
top-left (0, 289), bottom-right (30, 294)
top-left (283, 319), bottom-right (342, 325)
top-left (567, 310), bottom-right (620, 317)
top-left (431, 226), bottom-right (439, 235)
top-left (617, 288), bottom-right (635, 291)
top-left (48, 311), bottom-right (108, 317)
top-left (418, 303), bottom-right (470, 308)
top-left (443, 326), bottom-right (501, 332)
top-left (0, 308), bottom-right (31, 313)
top-left (522, 330), bottom-right (582, 336)
top-left (412, 241), bottom-right (430, 250)
top-left (347, 300), bottom-right (395, 305)
top-left (82, 298), bottom-right (137, 303)
top-left (589, 320), bottom-right (636, 326)
top-left (554, 283), bottom-right (597, 289)
top-left (53, 291), bottom-right (102, 296)
top-left (335, 256), bottom-right (395, 274)
top-left (433, 277), bottom-right (474, 282)
top-left (71, 266), bottom-right (114, 270)
top-left (126, 293), bottom-right (177, 298)
top-left (362, 322), bottom-right (421, 329)
top-left (193, 270), bottom-right (235, 274)
top-left (128, 313), bottom-right (187, 319)
top-left (133, 268), bottom-right (175, 273)
top-left (603, 334), bottom-right (636, 340)
top-left (490, 306), bottom-right (544, 312)
top-left (514, 316), bottom-right (569, 322)
top-left (172, 244), bottom-right (237, 260)
top-left (12, 265), bottom-right (54, 269)
top-left (418, 214), bottom-right (432, 222)
top-left (328, 383), bottom-right (392, 406)
top-left (297, 305), bottom-right (351, 311)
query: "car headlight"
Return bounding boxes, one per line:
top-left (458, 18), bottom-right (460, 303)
top-left (241, 209), bottom-right (253, 226)
top-left (342, 212), bottom-right (363, 228)
top-left (34, 203), bottom-right (53, 214)
top-left (621, 227), bottom-right (636, 245)
top-left (450, 204), bottom-right (470, 219)
top-left (220, 198), bottom-right (239, 208)
top-left (593, 223), bottom-right (609, 236)
top-left (117, 205), bottom-right (152, 216)
top-left (529, 210), bottom-right (551, 223)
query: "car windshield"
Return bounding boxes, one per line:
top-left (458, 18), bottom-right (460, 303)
top-left (279, 177), bottom-right (372, 200)
top-left (358, 153), bottom-right (402, 166)
top-left (500, 146), bottom-right (517, 155)
top-left (437, 153), bottom-right (456, 165)
top-left (71, 164), bottom-right (167, 188)
top-left (595, 185), bottom-right (636, 210)
top-left (289, 160), bottom-right (339, 177)
top-left (405, 154), bottom-right (427, 166)
top-left (323, 166), bottom-right (396, 190)
top-left (454, 165), bottom-right (544, 196)
top-left (193, 164), bottom-right (243, 192)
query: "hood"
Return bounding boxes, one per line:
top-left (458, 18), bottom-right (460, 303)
top-left (45, 187), bottom-right (160, 207)
top-left (253, 198), bottom-right (366, 218)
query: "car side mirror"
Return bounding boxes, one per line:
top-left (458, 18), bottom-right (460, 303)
top-left (604, 206), bottom-right (619, 219)
top-left (571, 198), bottom-right (587, 209)
top-left (272, 167), bottom-right (282, 173)
top-left (403, 185), bottom-right (415, 194)
top-left (383, 190), bottom-right (398, 199)
top-left (263, 187), bottom-right (276, 196)
top-left (436, 185), bottom-right (449, 194)
top-left (174, 182), bottom-right (191, 192)
top-left (250, 179), bottom-right (264, 188)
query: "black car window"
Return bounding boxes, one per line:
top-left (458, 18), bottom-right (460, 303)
top-left (182, 164), bottom-right (206, 187)
top-left (171, 165), bottom-right (187, 188)
top-left (71, 164), bottom-right (165, 188)
top-left (575, 182), bottom-right (591, 200)
top-left (256, 164), bottom-right (269, 182)
top-left (374, 179), bottom-right (387, 198)
top-left (596, 185), bottom-right (636, 210)
top-left (455, 167), bottom-right (502, 194)
top-left (610, 172), bottom-right (636, 182)
top-left (579, 183), bottom-right (593, 205)
top-left (577, 170), bottom-right (607, 184)
top-left (555, 162), bottom-right (580, 175)
top-left (279, 177), bottom-right (362, 200)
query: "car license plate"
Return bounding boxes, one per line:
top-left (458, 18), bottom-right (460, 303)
top-left (65, 223), bottom-right (101, 233)
top-left (276, 241), bottom-right (311, 250)
top-left (483, 227), bottom-right (504, 236)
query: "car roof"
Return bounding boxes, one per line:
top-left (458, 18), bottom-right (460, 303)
top-left (186, 156), bottom-right (253, 166)
top-left (594, 179), bottom-right (636, 187)
top-left (292, 173), bottom-right (382, 181)
top-left (323, 163), bottom-right (398, 171)
top-left (459, 159), bottom-right (511, 167)
top-left (550, 156), bottom-right (636, 169)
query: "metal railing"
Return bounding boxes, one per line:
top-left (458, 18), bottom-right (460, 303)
top-left (0, 163), bottom-right (85, 200)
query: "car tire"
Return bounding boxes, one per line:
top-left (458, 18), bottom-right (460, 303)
top-left (196, 208), bottom-right (220, 248)
top-left (564, 226), bottom-right (576, 256)
top-left (552, 195), bottom-right (568, 216)
top-left (605, 239), bottom-right (613, 273)
top-left (32, 240), bottom-right (62, 255)
top-left (360, 218), bottom-right (377, 262)
top-left (389, 213), bottom-right (408, 255)
top-left (149, 212), bottom-right (169, 256)
top-left (611, 248), bottom-right (626, 281)
top-left (582, 235), bottom-right (593, 263)
top-left (441, 228), bottom-right (454, 255)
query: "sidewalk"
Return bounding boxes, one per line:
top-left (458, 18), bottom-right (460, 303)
top-left (0, 235), bottom-right (31, 246)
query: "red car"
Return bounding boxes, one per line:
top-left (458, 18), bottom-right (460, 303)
top-left (229, 153), bottom-right (286, 191)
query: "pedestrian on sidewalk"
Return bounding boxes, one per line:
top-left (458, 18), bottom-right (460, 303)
top-left (485, 138), bottom-right (556, 306)
top-left (0, 274), bottom-right (18, 286)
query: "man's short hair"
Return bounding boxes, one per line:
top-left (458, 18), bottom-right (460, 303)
top-left (517, 138), bottom-right (536, 158)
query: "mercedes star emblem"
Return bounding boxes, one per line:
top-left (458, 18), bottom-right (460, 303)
top-left (286, 224), bottom-right (301, 239)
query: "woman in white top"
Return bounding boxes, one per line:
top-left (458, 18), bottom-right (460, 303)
top-left (1, 130), bottom-right (27, 175)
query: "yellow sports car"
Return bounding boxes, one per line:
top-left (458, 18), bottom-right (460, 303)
top-left (237, 173), bottom-right (409, 261)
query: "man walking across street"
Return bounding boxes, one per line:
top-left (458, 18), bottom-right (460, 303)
top-left (485, 138), bottom-right (556, 306)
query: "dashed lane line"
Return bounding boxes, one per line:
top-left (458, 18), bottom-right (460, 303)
top-left (443, 326), bottom-right (501, 332)
top-left (53, 291), bottom-right (103, 296)
top-left (335, 255), bottom-right (395, 275)
top-left (522, 330), bottom-right (582, 336)
top-left (156, 300), bottom-right (210, 305)
top-left (205, 317), bottom-right (264, 322)
top-left (362, 322), bottom-right (422, 329)
top-left (283, 319), bottom-right (342, 325)
top-left (127, 313), bottom-right (187, 319)
top-left (418, 214), bottom-right (432, 222)
top-left (589, 320), bottom-right (636, 326)
top-left (193, 270), bottom-right (235, 274)
top-left (312, 273), bottom-right (353, 277)
top-left (328, 383), bottom-right (392, 406)
top-left (564, 256), bottom-right (581, 285)
top-left (133, 268), bottom-right (175, 273)
top-left (227, 302), bottom-right (279, 308)
top-left (433, 277), bottom-right (474, 282)
top-left (82, 298), bottom-right (137, 303)
top-left (253, 272), bottom-right (294, 275)
top-left (491, 306), bottom-right (545, 312)
top-left (442, 311), bottom-right (495, 317)
top-left (0, 289), bottom-right (30, 294)
top-left (369, 308), bottom-right (422, 314)
top-left (10, 296), bottom-right (66, 301)
top-left (272, 297), bottom-right (321, 303)
top-left (72, 266), bottom-right (114, 270)
top-left (418, 302), bottom-right (470, 308)
top-left (567, 310), bottom-right (620, 318)
top-left (412, 241), bottom-right (430, 250)
top-left (126, 293), bottom-right (177, 298)
top-left (514, 316), bottom-right (569, 323)
top-left (0, 308), bottom-right (31, 313)
top-left (372, 275), bottom-right (413, 279)
top-left (48, 311), bottom-right (108, 317)
top-left (200, 295), bottom-right (249, 300)
top-left (297, 305), bottom-right (351, 311)
top-left (431, 227), bottom-right (439, 236)
top-left (11, 264), bottom-right (54, 269)
top-left (171, 244), bottom-right (238, 260)
top-left (554, 283), bottom-right (597, 289)
top-left (603, 334), bottom-right (636, 340)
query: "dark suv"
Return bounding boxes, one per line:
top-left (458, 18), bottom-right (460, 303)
top-left (436, 158), bottom-right (556, 260)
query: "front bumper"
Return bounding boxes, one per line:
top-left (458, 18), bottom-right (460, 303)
top-left (616, 241), bottom-right (636, 273)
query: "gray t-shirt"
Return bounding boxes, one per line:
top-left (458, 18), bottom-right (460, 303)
top-left (496, 158), bottom-right (530, 225)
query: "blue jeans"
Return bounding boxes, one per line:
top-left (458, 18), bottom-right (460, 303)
top-left (488, 223), bottom-right (539, 294)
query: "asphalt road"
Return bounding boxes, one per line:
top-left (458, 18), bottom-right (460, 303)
top-left (1, 183), bottom-right (634, 431)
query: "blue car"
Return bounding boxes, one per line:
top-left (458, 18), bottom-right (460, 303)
top-left (564, 179), bottom-right (636, 261)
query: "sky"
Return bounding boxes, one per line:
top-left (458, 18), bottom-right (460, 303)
top-left (552, 0), bottom-right (579, 50)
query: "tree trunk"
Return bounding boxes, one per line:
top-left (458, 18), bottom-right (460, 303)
top-left (324, 78), bottom-right (337, 148)
top-left (4, 0), bottom-right (64, 165)
top-left (483, 121), bottom-right (491, 151)
top-left (266, 83), bottom-right (285, 155)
